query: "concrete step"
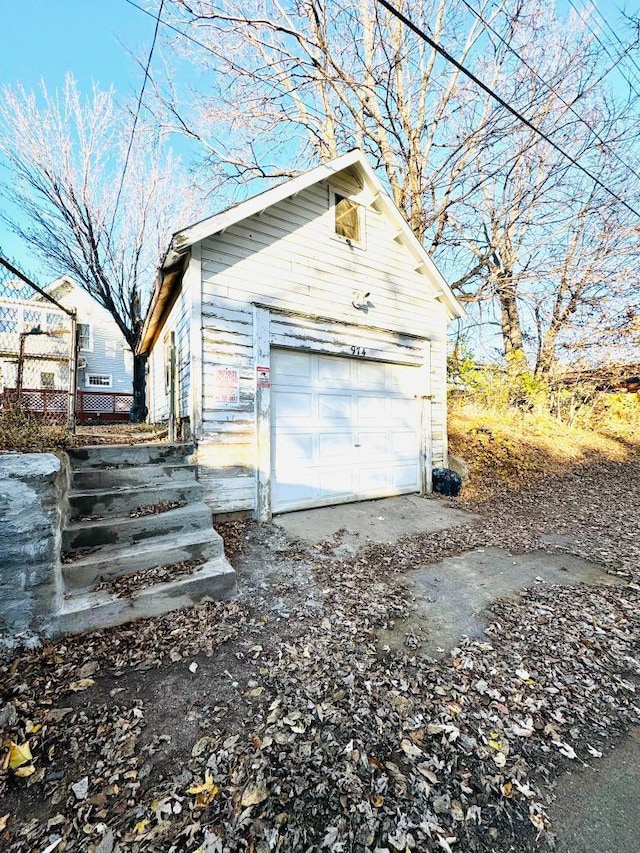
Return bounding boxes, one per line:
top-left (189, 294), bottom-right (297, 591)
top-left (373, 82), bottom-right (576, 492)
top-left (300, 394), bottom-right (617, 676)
top-left (67, 442), bottom-right (194, 470)
top-left (63, 501), bottom-right (213, 553)
top-left (68, 481), bottom-right (203, 521)
top-left (49, 555), bottom-right (236, 636)
top-left (71, 462), bottom-right (198, 492)
top-left (62, 527), bottom-right (226, 589)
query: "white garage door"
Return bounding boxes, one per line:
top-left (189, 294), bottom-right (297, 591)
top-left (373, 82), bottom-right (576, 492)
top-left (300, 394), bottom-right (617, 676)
top-left (271, 349), bottom-right (422, 513)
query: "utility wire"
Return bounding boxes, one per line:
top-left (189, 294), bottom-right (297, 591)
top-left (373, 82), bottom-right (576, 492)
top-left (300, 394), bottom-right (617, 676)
top-left (109, 0), bottom-right (165, 236)
top-left (459, 0), bottom-right (640, 184)
top-left (585, 0), bottom-right (640, 88)
top-left (373, 0), bottom-right (640, 219)
top-left (566, 0), bottom-right (640, 99)
top-left (122, 0), bottom-right (371, 143)
top-left (123, 0), bottom-right (640, 219)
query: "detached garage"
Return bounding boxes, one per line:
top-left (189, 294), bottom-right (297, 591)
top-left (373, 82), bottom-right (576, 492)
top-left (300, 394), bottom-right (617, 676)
top-left (138, 150), bottom-right (465, 520)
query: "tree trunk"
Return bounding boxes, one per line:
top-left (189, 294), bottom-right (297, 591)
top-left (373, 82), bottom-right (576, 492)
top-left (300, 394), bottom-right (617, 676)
top-left (130, 352), bottom-right (148, 423)
top-left (496, 273), bottom-right (527, 370)
top-left (536, 323), bottom-right (561, 375)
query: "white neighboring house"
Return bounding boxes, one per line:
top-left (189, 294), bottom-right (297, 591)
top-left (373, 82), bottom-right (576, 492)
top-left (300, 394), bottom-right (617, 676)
top-left (45, 276), bottom-right (133, 397)
top-left (139, 150), bottom-right (465, 520)
top-left (0, 275), bottom-right (133, 421)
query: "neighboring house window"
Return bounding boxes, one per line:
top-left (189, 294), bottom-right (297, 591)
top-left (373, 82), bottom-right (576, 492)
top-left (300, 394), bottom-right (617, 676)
top-left (41, 372), bottom-right (55, 389)
top-left (86, 374), bottom-right (112, 388)
top-left (333, 192), bottom-right (362, 244)
top-left (23, 308), bottom-right (42, 330)
top-left (46, 311), bottom-right (66, 332)
top-left (0, 306), bottom-right (18, 334)
top-left (77, 323), bottom-right (92, 351)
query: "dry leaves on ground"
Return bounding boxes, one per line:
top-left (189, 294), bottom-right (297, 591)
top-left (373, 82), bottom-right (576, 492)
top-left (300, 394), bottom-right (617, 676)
top-left (1, 452), bottom-right (639, 852)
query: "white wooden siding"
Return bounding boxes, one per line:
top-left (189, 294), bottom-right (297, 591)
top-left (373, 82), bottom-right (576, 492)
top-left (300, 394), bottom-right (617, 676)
top-left (148, 283), bottom-right (191, 423)
top-left (196, 172), bottom-right (448, 515)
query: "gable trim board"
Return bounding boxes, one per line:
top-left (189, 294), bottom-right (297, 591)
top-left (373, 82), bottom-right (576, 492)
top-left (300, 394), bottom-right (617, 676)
top-left (139, 150), bottom-right (463, 519)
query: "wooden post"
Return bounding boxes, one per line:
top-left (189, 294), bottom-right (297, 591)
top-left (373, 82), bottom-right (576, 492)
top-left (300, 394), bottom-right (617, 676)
top-left (253, 306), bottom-right (271, 521)
top-left (187, 244), bottom-right (203, 441)
top-left (16, 332), bottom-right (26, 404)
top-left (68, 311), bottom-right (77, 433)
top-left (168, 331), bottom-right (176, 443)
top-left (420, 341), bottom-right (433, 495)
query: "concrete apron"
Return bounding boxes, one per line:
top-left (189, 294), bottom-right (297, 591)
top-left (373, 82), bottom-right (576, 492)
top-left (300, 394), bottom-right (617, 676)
top-left (274, 494), bottom-right (474, 554)
top-left (274, 494), bottom-right (617, 660)
top-left (275, 494), bottom-right (630, 853)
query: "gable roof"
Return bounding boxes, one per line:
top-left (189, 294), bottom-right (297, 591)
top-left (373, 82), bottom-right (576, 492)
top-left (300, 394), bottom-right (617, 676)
top-left (139, 150), bottom-right (464, 353)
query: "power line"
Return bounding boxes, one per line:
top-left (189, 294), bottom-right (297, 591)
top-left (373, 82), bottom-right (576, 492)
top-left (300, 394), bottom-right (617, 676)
top-left (566, 0), bottom-right (640, 99)
top-left (374, 0), bottom-right (640, 219)
top-left (585, 0), bottom-right (640, 88)
top-left (459, 0), bottom-right (640, 185)
top-left (123, 0), bottom-right (640, 220)
top-left (109, 0), bottom-right (165, 236)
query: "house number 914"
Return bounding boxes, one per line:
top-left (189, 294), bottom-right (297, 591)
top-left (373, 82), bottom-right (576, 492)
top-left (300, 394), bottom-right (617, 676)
top-left (350, 346), bottom-right (366, 357)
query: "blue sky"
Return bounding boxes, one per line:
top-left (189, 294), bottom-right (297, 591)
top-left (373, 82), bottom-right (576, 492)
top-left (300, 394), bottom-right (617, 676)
top-left (1, 0), bottom-right (638, 290)
top-left (0, 0), bottom-right (166, 279)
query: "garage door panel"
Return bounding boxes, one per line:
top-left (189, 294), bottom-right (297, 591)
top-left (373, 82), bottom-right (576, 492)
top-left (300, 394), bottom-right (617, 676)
top-left (356, 360), bottom-right (387, 389)
top-left (273, 477), bottom-right (318, 507)
top-left (318, 355), bottom-right (350, 383)
top-left (273, 349), bottom-right (312, 379)
top-left (391, 397), bottom-right (417, 425)
top-left (357, 396), bottom-right (388, 420)
top-left (271, 349), bottom-right (421, 513)
top-left (359, 467), bottom-right (391, 491)
top-left (319, 393), bottom-right (352, 419)
top-left (392, 431), bottom-right (419, 456)
top-left (275, 432), bottom-right (314, 461)
top-left (319, 432), bottom-right (353, 459)
top-left (357, 431), bottom-right (389, 456)
top-left (318, 467), bottom-right (355, 495)
top-left (273, 390), bottom-right (313, 420)
top-left (394, 464), bottom-right (421, 488)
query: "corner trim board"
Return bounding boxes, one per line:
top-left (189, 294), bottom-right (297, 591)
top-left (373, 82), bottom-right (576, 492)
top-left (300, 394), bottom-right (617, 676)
top-left (254, 306), bottom-right (271, 521)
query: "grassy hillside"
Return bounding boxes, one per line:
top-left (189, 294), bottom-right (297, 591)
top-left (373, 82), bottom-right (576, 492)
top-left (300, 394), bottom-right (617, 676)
top-left (449, 396), bottom-right (639, 502)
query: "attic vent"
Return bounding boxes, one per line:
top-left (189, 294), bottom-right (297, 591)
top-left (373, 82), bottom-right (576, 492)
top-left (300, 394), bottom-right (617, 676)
top-left (334, 194), bottom-right (361, 243)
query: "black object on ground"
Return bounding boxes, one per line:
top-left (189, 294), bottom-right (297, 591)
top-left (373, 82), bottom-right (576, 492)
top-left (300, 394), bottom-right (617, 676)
top-left (432, 467), bottom-right (463, 497)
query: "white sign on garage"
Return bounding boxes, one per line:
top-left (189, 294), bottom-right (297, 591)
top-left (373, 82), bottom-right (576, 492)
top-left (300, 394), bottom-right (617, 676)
top-left (270, 348), bottom-right (422, 513)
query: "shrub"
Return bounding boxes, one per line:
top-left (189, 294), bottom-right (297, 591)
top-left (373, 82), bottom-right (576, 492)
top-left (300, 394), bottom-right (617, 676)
top-left (0, 406), bottom-right (69, 452)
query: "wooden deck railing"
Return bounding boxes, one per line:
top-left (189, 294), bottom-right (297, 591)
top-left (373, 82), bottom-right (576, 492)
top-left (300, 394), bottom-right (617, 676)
top-left (1, 388), bottom-right (134, 423)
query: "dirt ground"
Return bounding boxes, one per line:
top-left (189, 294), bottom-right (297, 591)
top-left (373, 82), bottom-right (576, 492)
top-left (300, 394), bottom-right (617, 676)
top-left (1, 447), bottom-right (639, 852)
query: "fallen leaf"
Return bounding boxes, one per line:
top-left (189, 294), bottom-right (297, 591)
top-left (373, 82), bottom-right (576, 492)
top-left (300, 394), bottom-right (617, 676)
top-left (14, 765), bottom-right (35, 778)
top-left (400, 737), bottom-right (422, 758)
top-left (553, 740), bottom-right (577, 759)
top-left (241, 782), bottom-right (269, 807)
top-left (78, 661), bottom-right (99, 679)
top-left (0, 814), bottom-right (9, 831)
top-left (8, 741), bottom-right (32, 770)
top-left (71, 776), bottom-right (89, 800)
top-left (187, 772), bottom-right (219, 807)
top-left (69, 678), bottom-right (95, 692)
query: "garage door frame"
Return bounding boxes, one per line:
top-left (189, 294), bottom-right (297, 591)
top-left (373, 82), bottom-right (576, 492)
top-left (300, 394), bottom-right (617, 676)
top-left (253, 305), bottom-right (432, 521)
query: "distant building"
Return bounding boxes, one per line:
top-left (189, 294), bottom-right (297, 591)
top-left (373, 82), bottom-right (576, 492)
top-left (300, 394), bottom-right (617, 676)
top-left (0, 276), bottom-right (133, 422)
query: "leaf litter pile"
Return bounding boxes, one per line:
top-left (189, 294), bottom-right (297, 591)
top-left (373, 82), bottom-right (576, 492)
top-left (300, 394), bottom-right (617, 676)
top-left (1, 453), bottom-right (639, 852)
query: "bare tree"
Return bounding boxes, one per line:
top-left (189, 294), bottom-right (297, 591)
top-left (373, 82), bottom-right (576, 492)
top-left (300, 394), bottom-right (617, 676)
top-left (0, 75), bottom-right (198, 420)
top-left (158, 0), bottom-right (640, 372)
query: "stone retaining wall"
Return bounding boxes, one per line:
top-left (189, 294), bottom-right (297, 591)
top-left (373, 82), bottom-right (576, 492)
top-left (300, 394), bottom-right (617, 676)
top-left (0, 453), bottom-right (65, 643)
